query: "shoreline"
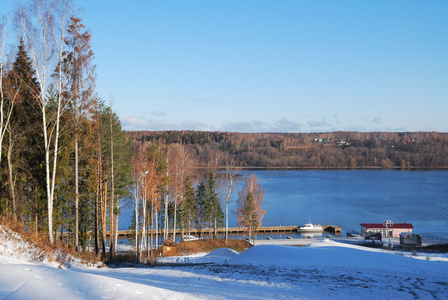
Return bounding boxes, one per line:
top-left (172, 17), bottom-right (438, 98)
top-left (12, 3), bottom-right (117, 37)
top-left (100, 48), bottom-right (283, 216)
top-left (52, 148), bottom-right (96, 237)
top-left (199, 166), bottom-right (448, 171)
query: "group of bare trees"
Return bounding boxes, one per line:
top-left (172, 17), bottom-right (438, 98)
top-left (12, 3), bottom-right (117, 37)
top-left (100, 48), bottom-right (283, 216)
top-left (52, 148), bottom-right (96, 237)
top-left (130, 141), bottom-right (225, 261)
top-left (130, 139), bottom-right (266, 261)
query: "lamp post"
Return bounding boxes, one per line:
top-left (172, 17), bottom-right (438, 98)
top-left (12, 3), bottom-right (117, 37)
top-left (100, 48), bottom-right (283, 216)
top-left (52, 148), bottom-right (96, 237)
top-left (135, 171), bottom-right (148, 263)
top-left (384, 220), bottom-right (393, 249)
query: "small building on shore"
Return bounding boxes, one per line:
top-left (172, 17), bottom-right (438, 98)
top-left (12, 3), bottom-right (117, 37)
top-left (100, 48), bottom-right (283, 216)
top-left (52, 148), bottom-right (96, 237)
top-left (360, 222), bottom-right (413, 238)
top-left (399, 232), bottom-right (422, 247)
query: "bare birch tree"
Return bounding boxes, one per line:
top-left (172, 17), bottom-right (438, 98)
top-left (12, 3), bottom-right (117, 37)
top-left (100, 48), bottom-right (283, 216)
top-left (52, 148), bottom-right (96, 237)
top-left (168, 143), bottom-right (195, 241)
top-left (15, 0), bottom-right (74, 243)
top-left (0, 17), bottom-right (18, 218)
top-left (0, 16), bottom-right (16, 165)
top-left (219, 157), bottom-right (238, 245)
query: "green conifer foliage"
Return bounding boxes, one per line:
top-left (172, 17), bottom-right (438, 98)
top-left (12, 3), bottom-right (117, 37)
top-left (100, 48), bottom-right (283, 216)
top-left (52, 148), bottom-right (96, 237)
top-left (1, 39), bottom-right (44, 222)
top-left (204, 172), bottom-right (224, 238)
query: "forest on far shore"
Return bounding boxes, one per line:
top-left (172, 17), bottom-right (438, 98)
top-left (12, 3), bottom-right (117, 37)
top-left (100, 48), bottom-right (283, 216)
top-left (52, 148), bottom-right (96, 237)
top-left (128, 131), bottom-right (448, 169)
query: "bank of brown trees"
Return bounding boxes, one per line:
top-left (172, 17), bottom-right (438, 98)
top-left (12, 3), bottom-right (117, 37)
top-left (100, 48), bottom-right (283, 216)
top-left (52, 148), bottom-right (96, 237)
top-left (129, 131), bottom-right (448, 169)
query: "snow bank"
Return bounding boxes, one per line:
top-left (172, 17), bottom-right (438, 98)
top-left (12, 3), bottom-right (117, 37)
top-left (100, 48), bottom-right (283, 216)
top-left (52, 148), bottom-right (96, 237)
top-left (2, 224), bottom-right (448, 299)
top-left (0, 225), bottom-right (57, 267)
top-left (0, 225), bottom-right (102, 269)
top-left (0, 254), bottom-right (200, 299)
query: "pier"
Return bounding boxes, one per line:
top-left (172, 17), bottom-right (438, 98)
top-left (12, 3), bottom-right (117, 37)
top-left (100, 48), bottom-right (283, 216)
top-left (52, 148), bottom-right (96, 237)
top-left (108, 224), bottom-right (342, 237)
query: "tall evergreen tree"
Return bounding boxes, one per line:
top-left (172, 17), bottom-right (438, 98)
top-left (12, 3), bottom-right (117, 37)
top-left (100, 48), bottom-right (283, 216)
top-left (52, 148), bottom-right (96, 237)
top-left (179, 175), bottom-right (196, 238)
top-left (2, 39), bottom-right (43, 221)
top-left (98, 102), bottom-right (133, 259)
top-left (194, 182), bottom-right (206, 238)
top-left (204, 172), bottom-right (224, 238)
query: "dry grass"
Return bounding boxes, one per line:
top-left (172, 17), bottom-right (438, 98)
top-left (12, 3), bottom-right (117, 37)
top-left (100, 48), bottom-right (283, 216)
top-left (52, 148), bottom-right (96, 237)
top-left (0, 216), bottom-right (101, 266)
top-left (175, 238), bottom-right (252, 256)
top-left (414, 244), bottom-right (448, 253)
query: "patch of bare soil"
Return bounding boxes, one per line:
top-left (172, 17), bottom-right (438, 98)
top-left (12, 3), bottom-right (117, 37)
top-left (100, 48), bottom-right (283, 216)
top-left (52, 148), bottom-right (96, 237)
top-left (175, 238), bottom-right (252, 256)
top-left (414, 244), bottom-right (448, 253)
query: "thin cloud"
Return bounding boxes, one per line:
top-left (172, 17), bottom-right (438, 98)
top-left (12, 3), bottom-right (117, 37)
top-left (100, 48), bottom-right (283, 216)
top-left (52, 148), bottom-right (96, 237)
top-left (220, 120), bottom-right (268, 132)
top-left (307, 120), bottom-right (332, 128)
top-left (343, 125), bottom-right (369, 132)
top-left (120, 115), bottom-right (212, 131)
top-left (272, 118), bottom-right (304, 132)
top-left (372, 117), bottom-right (382, 124)
top-left (150, 110), bottom-right (169, 117)
top-left (220, 118), bottom-right (304, 133)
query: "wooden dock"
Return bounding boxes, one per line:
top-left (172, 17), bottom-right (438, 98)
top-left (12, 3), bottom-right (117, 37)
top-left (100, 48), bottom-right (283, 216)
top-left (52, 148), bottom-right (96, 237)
top-left (112, 225), bottom-right (298, 237)
top-left (108, 224), bottom-right (341, 237)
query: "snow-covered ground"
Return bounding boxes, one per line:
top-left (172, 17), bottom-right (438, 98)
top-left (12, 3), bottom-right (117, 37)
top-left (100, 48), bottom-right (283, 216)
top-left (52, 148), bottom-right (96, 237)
top-left (1, 225), bottom-right (448, 299)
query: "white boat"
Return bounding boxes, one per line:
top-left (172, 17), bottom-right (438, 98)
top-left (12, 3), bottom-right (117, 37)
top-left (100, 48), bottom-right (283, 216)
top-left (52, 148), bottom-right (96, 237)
top-left (298, 222), bottom-right (323, 232)
top-left (183, 235), bottom-right (198, 241)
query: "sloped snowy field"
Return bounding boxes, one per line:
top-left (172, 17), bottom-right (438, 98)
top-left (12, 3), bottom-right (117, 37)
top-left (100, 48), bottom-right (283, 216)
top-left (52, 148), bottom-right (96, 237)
top-left (1, 225), bottom-right (448, 299)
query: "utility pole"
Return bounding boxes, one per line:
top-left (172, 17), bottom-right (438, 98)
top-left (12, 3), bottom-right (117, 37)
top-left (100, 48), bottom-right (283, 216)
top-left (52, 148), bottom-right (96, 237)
top-left (383, 220), bottom-right (394, 249)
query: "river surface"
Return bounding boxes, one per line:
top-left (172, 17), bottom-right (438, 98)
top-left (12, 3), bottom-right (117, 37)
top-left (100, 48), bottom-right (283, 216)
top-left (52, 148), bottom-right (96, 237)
top-left (119, 170), bottom-right (448, 240)
top-left (231, 170), bottom-right (448, 239)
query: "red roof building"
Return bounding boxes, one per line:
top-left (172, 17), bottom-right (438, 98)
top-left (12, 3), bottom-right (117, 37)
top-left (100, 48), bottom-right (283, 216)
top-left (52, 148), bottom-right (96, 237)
top-left (360, 222), bottom-right (413, 238)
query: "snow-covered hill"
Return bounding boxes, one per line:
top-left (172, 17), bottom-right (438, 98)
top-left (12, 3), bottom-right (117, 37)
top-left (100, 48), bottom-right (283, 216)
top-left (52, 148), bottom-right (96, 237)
top-left (1, 225), bottom-right (448, 299)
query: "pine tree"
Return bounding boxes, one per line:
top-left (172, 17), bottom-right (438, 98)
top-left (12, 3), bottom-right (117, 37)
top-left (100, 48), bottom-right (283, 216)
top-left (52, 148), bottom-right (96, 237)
top-left (237, 174), bottom-right (266, 241)
top-left (194, 182), bottom-right (206, 238)
top-left (179, 175), bottom-right (196, 238)
top-left (204, 172), bottom-right (224, 238)
top-left (98, 102), bottom-right (133, 259)
top-left (2, 39), bottom-right (43, 222)
top-left (62, 15), bottom-right (96, 251)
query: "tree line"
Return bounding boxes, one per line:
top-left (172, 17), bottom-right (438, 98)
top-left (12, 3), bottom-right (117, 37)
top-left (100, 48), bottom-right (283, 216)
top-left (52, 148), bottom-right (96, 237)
top-left (129, 130), bottom-right (448, 169)
top-left (130, 141), bottom-right (265, 262)
top-left (1, 1), bottom-right (266, 263)
top-left (0, 0), bottom-right (135, 260)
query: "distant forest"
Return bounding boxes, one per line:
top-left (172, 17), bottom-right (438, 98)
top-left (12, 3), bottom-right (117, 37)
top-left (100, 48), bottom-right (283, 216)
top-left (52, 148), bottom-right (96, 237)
top-left (128, 131), bottom-right (448, 169)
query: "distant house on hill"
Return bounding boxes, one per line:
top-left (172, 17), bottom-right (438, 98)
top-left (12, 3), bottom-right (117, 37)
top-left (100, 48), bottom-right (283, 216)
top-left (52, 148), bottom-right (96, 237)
top-left (360, 222), bottom-right (413, 238)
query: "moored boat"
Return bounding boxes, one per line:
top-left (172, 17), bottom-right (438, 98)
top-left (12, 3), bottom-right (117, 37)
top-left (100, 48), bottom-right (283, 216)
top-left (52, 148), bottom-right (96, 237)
top-left (298, 222), bottom-right (323, 232)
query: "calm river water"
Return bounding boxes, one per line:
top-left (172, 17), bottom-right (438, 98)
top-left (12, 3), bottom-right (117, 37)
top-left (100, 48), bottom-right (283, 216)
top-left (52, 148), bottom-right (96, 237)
top-left (230, 170), bottom-right (448, 239)
top-left (119, 170), bottom-right (448, 240)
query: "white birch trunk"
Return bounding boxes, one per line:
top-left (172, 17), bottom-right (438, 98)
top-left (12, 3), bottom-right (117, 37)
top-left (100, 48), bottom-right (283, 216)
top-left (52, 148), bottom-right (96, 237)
top-left (140, 187), bottom-right (146, 261)
top-left (16, 0), bottom-right (72, 244)
top-left (164, 194), bottom-right (168, 240)
top-left (155, 207), bottom-right (158, 250)
top-left (0, 19), bottom-right (15, 164)
top-left (134, 183), bottom-right (139, 261)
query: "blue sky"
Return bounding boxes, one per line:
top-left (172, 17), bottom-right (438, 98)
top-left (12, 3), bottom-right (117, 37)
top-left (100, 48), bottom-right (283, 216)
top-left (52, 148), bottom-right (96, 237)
top-left (2, 1), bottom-right (448, 132)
